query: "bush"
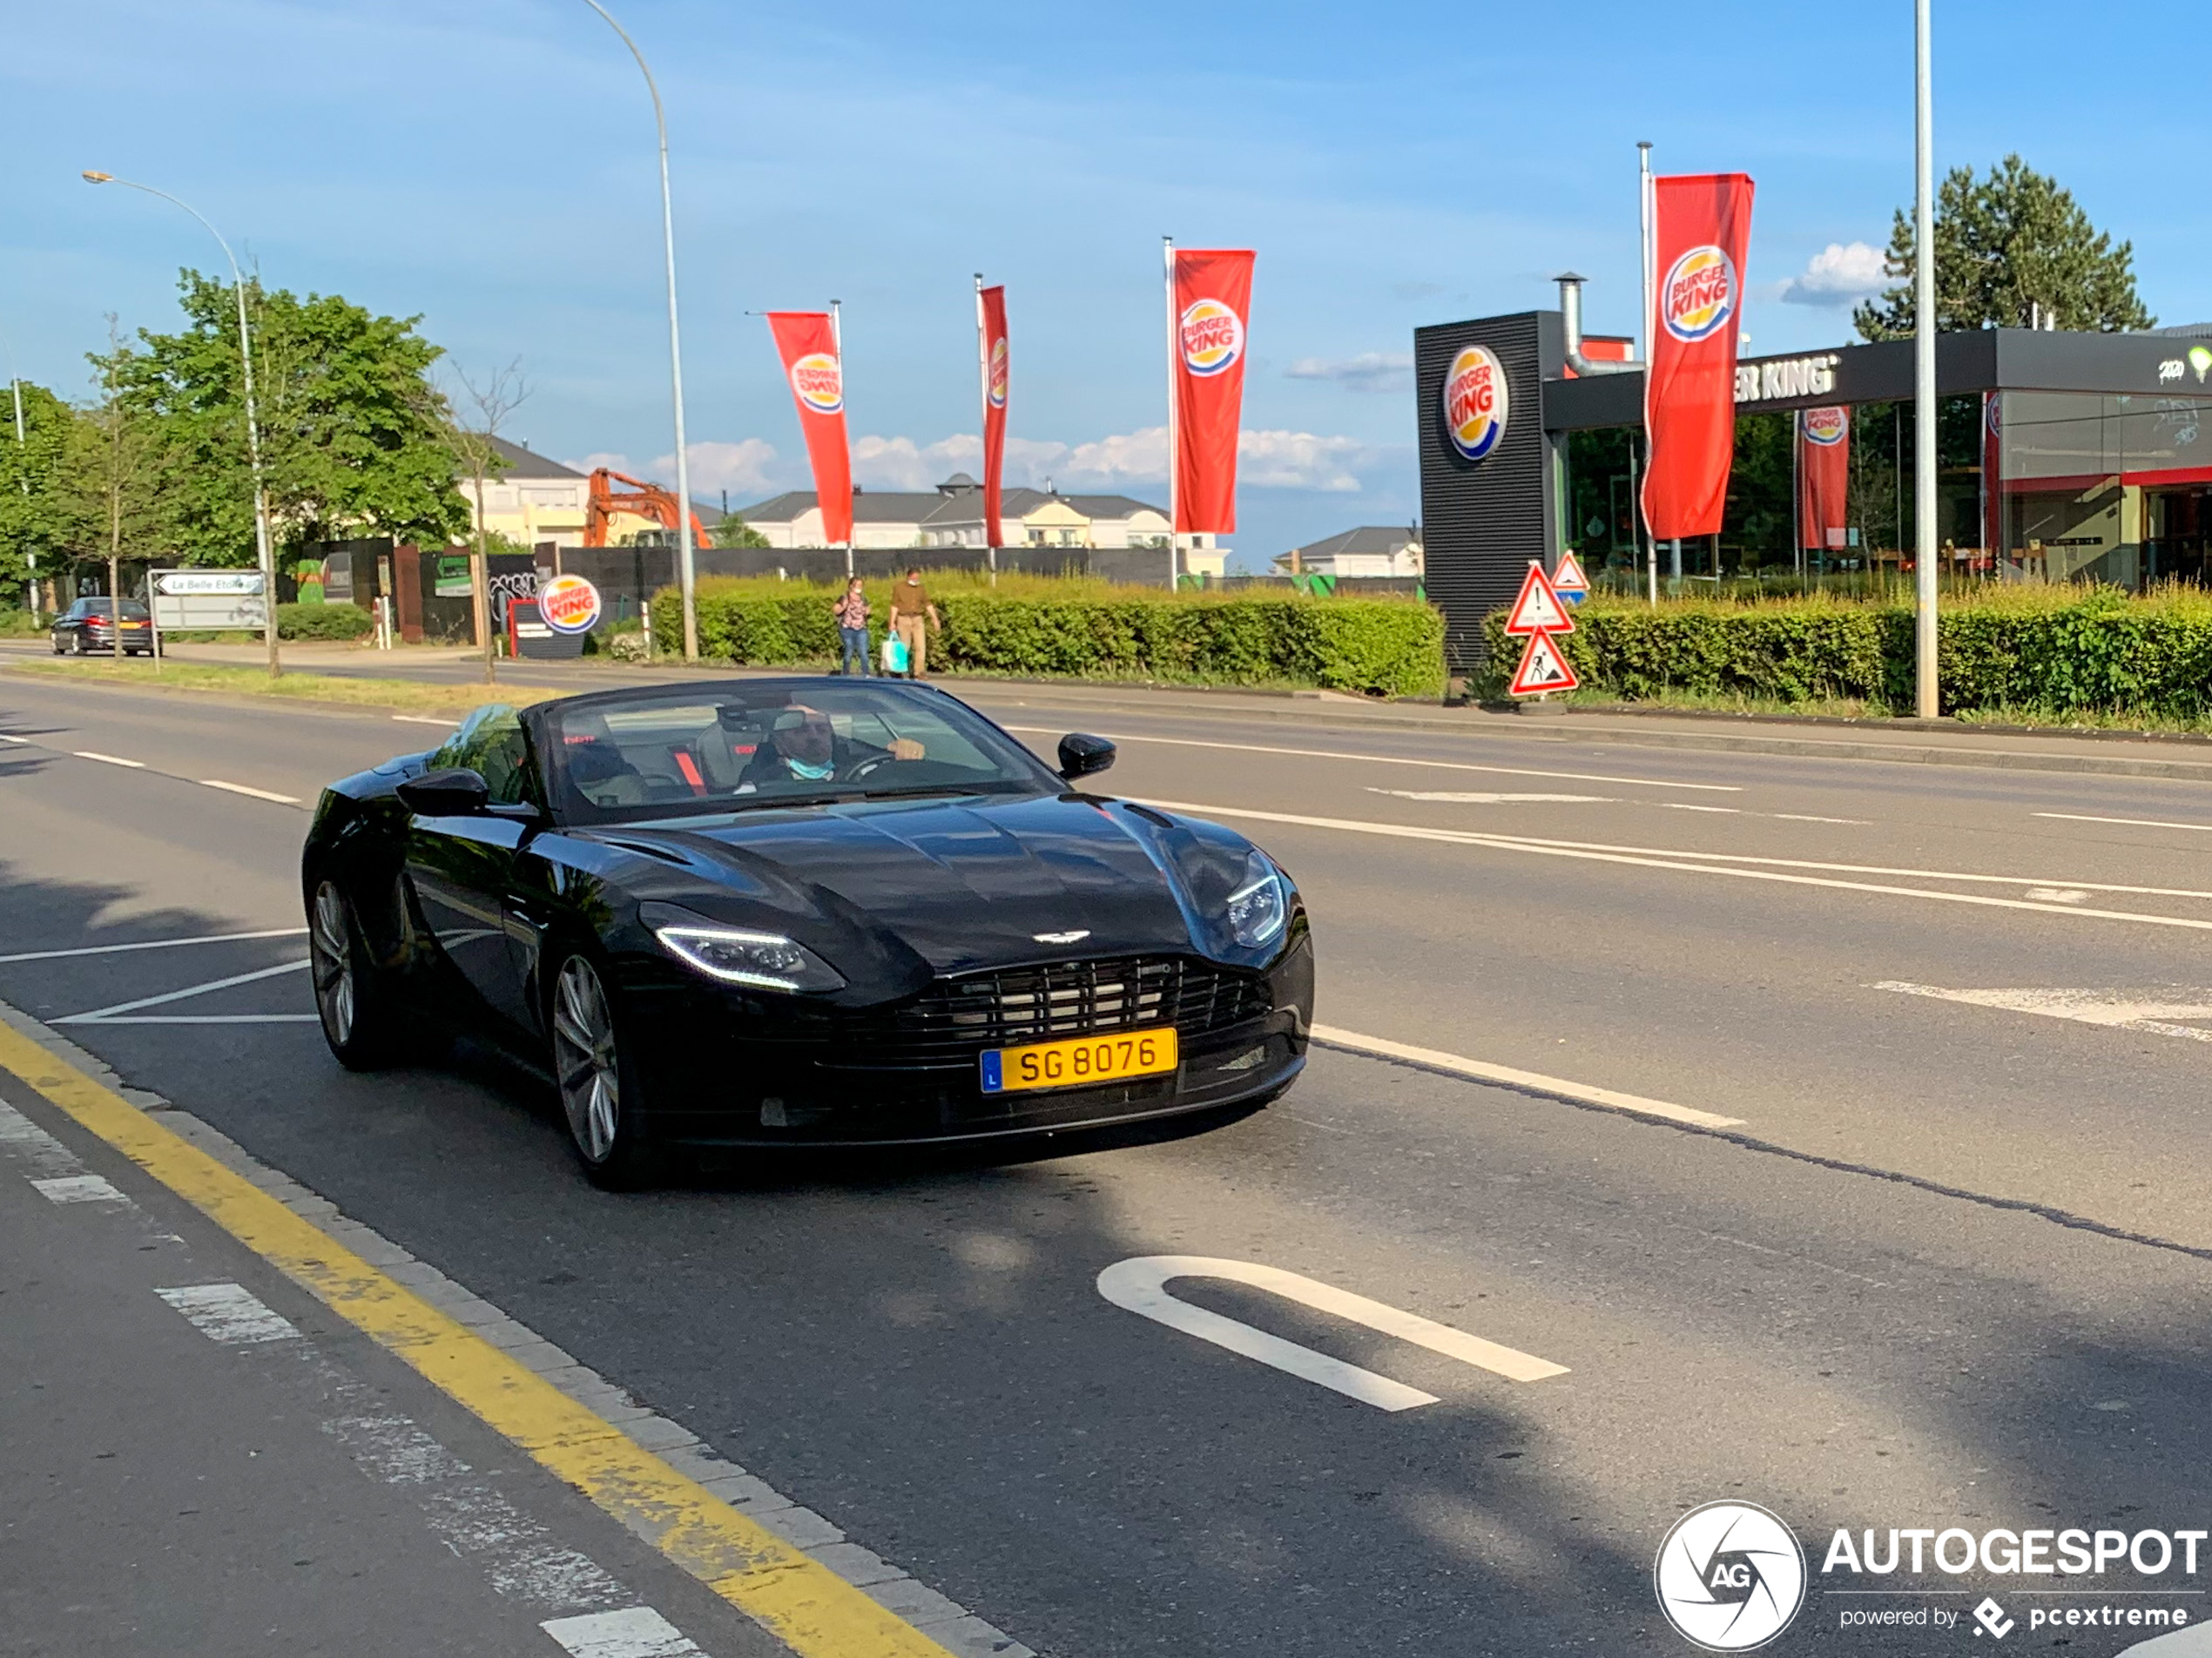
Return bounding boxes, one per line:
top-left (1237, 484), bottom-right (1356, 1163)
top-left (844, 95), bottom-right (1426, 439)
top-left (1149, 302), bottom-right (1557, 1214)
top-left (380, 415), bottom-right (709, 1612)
top-left (651, 576), bottom-right (1446, 698)
top-left (277, 602), bottom-right (374, 642)
top-left (1479, 585), bottom-right (2212, 719)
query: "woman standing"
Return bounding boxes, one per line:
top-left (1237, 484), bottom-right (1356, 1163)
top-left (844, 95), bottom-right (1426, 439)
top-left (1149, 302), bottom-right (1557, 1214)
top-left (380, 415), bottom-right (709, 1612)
top-left (831, 576), bottom-right (871, 676)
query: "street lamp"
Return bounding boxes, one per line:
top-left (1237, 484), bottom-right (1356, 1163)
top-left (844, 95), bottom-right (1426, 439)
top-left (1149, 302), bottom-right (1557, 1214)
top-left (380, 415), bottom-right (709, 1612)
top-left (0, 321), bottom-right (34, 625)
top-left (1912, 0), bottom-right (1938, 718)
top-left (577, 0), bottom-right (698, 662)
top-left (82, 170), bottom-right (280, 676)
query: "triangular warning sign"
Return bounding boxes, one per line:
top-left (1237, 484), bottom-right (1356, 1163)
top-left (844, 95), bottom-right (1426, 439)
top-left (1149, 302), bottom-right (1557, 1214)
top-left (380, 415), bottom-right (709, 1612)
top-left (1508, 630), bottom-right (1580, 698)
top-left (1502, 561), bottom-right (1575, 636)
top-left (1551, 549), bottom-right (1590, 600)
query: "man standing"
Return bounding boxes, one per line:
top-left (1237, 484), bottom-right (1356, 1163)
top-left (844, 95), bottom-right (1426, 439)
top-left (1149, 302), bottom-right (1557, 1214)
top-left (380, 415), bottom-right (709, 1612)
top-left (889, 567), bottom-right (940, 679)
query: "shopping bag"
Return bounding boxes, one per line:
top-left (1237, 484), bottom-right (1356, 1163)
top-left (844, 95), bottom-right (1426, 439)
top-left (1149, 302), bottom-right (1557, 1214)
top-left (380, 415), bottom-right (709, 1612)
top-left (882, 636), bottom-right (908, 674)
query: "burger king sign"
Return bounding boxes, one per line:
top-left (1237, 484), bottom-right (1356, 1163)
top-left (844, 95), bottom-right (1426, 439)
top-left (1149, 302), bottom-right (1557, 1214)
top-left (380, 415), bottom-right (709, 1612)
top-left (988, 335), bottom-right (1008, 408)
top-left (1178, 299), bottom-right (1244, 378)
top-left (536, 574), bottom-right (604, 637)
top-left (790, 351), bottom-right (844, 416)
top-left (1443, 345), bottom-right (1508, 463)
top-left (1661, 245), bottom-right (1737, 343)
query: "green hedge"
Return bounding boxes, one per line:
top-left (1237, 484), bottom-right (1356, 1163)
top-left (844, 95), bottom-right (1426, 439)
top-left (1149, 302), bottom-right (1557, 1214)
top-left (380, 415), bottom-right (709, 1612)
top-left (277, 602), bottom-right (374, 642)
top-left (652, 578), bottom-right (1447, 698)
top-left (1480, 588), bottom-right (2212, 718)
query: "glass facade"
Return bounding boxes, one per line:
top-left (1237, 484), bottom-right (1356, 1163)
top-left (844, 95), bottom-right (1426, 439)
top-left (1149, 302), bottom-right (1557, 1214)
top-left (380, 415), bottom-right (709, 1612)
top-left (1559, 388), bottom-right (2212, 592)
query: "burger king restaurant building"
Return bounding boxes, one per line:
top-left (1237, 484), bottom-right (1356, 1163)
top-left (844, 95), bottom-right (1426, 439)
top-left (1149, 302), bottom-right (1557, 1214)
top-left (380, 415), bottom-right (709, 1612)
top-left (1414, 308), bottom-right (2212, 673)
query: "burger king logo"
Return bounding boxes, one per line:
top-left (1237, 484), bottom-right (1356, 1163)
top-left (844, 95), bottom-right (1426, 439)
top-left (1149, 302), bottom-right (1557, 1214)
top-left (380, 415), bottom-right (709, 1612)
top-left (1801, 406), bottom-right (1847, 447)
top-left (1178, 299), bottom-right (1244, 377)
top-left (1442, 344), bottom-right (1508, 463)
top-left (537, 574), bottom-right (604, 636)
top-left (790, 351), bottom-right (843, 415)
top-left (1662, 245), bottom-right (1738, 344)
top-left (988, 336), bottom-right (1008, 408)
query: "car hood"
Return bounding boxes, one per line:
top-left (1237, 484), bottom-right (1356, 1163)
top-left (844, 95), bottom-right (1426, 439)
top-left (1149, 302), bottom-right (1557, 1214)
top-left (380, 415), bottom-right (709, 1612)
top-left (613, 792), bottom-right (1203, 974)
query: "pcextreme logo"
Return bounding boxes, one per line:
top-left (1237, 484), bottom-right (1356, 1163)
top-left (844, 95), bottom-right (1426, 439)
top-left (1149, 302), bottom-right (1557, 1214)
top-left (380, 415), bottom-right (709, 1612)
top-left (1656, 1501), bottom-right (1808, 1651)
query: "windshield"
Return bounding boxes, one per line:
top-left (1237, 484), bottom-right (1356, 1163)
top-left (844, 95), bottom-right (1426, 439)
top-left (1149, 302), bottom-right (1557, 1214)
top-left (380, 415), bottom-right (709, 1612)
top-left (543, 681), bottom-right (1059, 825)
top-left (76, 600), bottom-right (150, 618)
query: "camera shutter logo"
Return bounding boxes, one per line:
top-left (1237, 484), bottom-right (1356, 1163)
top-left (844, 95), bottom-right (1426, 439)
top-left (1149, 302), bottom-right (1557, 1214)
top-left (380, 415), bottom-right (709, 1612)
top-left (1654, 1501), bottom-right (1806, 1651)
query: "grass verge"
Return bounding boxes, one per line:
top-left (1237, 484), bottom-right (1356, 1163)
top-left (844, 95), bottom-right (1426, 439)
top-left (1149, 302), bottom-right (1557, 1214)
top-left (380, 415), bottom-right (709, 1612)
top-left (8, 658), bottom-right (552, 718)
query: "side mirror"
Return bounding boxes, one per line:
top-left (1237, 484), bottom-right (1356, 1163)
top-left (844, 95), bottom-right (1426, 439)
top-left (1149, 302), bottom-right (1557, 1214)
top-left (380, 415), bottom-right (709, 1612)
top-left (397, 767), bottom-right (491, 817)
top-left (1057, 733), bottom-right (1116, 782)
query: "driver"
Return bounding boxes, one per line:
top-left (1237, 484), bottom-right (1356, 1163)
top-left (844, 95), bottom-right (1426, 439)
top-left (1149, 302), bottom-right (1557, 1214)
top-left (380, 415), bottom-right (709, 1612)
top-left (738, 705), bottom-right (923, 790)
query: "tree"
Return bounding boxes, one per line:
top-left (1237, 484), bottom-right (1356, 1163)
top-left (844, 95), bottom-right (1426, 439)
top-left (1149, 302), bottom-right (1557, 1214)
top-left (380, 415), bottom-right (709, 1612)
top-left (66, 320), bottom-right (168, 623)
top-left (712, 514), bottom-right (770, 549)
top-left (1855, 156), bottom-right (2154, 340)
top-left (125, 270), bottom-right (471, 564)
top-left (445, 359), bottom-right (529, 684)
top-left (0, 381), bottom-right (91, 613)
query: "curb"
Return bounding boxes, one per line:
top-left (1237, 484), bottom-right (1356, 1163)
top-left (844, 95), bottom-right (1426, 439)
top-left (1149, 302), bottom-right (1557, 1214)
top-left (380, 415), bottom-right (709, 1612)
top-left (0, 999), bottom-right (1034, 1658)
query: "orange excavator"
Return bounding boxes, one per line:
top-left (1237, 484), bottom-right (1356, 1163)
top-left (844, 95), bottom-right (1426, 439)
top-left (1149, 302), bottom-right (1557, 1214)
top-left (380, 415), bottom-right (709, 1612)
top-left (584, 468), bottom-right (715, 548)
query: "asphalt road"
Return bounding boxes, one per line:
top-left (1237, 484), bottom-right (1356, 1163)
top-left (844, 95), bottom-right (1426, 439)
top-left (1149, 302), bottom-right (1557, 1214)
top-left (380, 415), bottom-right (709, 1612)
top-left (6, 665), bottom-right (2212, 1656)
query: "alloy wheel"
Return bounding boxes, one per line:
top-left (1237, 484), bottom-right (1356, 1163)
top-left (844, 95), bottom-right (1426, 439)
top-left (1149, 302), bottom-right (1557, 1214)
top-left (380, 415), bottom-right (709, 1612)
top-left (309, 881), bottom-right (355, 1048)
top-left (553, 956), bottom-right (621, 1164)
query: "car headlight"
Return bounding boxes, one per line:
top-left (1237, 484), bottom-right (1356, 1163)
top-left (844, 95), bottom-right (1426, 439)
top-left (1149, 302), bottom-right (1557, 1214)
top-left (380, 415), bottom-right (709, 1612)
top-left (642, 903), bottom-right (846, 992)
top-left (1224, 851), bottom-right (1287, 948)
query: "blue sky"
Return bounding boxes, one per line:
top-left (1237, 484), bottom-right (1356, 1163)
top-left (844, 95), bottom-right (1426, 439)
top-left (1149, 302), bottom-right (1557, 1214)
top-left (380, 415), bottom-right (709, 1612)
top-left (9, 0), bottom-right (2210, 567)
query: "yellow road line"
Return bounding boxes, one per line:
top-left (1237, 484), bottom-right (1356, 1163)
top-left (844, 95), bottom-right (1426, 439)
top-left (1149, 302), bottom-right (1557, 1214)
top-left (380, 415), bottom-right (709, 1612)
top-left (0, 1017), bottom-right (954, 1658)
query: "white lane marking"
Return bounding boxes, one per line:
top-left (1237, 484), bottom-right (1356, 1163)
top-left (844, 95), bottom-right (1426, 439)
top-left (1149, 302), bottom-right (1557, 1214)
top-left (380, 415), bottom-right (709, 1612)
top-left (0, 927), bottom-right (307, 965)
top-left (1136, 798), bottom-right (2212, 930)
top-left (1662, 803), bottom-right (1741, 813)
top-left (2022, 886), bottom-right (2091, 904)
top-left (199, 778), bottom-right (302, 805)
top-left (1097, 1255), bottom-right (1568, 1412)
top-left (541, 1607), bottom-right (706, 1658)
top-left (1001, 725), bottom-right (1743, 791)
top-left (1366, 788), bottom-right (1614, 804)
top-left (71, 750), bottom-right (145, 768)
top-left (1774, 813), bottom-right (1869, 824)
top-left (1312, 1022), bottom-right (1745, 1129)
top-left (157, 1282), bottom-right (302, 1344)
top-left (2035, 812), bottom-right (2212, 832)
top-left (1875, 982), bottom-right (2212, 1044)
top-left (0, 733), bottom-right (29, 744)
top-left (64, 1014), bottom-right (322, 1025)
top-left (392, 713), bottom-right (459, 726)
top-left (54, 959), bottom-right (310, 1024)
top-left (32, 1173), bottom-right (130, 1206)
top-left (0, 1101), bottom-right (84, 1178)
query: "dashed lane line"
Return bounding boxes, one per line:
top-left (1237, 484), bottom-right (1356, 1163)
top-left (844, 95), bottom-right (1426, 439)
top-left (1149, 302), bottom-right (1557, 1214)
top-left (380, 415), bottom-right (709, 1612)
top-left (1312, 1022), bottom-right (1746, 1129)
top-left (2036, 812), bottom-right (2212, 832)
top-left (393, 713), bottom-right (459, 726)
top-left (199, 778), bottom-right (302, 805)
top-left (0, 1017), bottom-right (992, 1658)
top-left (71, 749), bottom-right (145, 768)
top-left (1000, 725), bottom-right (1743, 792)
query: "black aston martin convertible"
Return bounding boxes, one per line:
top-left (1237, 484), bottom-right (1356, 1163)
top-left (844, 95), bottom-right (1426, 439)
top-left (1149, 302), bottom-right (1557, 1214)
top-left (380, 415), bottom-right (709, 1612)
top-left (301, 679), bottom-right (1312, 1183)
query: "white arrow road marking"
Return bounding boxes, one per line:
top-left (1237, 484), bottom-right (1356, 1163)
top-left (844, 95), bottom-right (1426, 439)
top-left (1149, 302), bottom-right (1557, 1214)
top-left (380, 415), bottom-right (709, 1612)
top-left (0, 927), bottom-right (307, 965)
top-left (1097, 1255), bottom-right (1568, 1412)
top-left (54, 959), bottom-right (309, 1024)
top-left (1875, 982), bottom-right (2212, 1044)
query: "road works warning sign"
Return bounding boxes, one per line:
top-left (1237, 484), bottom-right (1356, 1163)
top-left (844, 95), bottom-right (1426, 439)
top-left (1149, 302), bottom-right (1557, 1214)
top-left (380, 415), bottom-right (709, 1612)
top-left (1503, 561), bottom-right (1575, 636)
top-left (1508, 630), bottom-right (1579, 697)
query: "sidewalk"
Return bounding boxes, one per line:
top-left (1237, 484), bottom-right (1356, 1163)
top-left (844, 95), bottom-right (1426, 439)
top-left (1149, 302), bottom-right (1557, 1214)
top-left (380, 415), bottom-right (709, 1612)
top-left (15, 637), bottom-right (2212, 783)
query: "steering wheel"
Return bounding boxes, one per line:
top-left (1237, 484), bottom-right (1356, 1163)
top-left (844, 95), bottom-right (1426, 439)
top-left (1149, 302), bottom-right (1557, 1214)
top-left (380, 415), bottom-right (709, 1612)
top-left (843, 753), bottom-right (894, 781)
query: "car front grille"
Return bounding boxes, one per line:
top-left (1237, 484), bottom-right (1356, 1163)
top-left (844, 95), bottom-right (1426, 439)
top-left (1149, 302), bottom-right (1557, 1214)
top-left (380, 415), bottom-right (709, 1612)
top-left (840, 955), bottom-right (1271, 1063)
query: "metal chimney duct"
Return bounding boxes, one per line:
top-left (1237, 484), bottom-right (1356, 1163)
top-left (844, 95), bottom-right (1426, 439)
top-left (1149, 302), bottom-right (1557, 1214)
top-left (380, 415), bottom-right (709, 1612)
top-left (1555, 273), bottom-right (1639, 375)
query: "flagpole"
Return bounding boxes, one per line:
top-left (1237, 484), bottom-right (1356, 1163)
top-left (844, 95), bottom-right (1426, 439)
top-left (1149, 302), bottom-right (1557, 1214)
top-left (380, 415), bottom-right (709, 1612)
top-left (1637, 141), bottom-right (1658, 608)
top-left (975, 273), bottom-right (995, 585)
top-left (1163, 235), bottom-right (1179, 591)
top-left (1912, 0), bottom-right (1939, 717)
top-left (831, 298), bottom-right (852, 581)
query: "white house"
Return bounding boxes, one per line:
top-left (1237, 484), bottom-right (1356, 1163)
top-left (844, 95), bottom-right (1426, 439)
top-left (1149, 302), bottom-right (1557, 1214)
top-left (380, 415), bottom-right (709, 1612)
top-left (1271, 525), bottom-right (1424, 577)
top-left (734, 475), bottom-right (1226, 576)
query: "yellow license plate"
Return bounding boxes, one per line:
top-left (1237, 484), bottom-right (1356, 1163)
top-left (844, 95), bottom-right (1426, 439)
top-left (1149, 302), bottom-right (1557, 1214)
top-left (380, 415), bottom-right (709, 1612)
top-left (981, 1027), bottom-right (1179, 1095)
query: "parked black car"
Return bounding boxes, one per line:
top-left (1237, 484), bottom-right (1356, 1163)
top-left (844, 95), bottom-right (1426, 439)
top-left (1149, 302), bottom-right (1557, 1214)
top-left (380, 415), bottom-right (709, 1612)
top-left (50, 597), bottom-right (155, 657)
top-left (301, 680), bottom-right (1313, 1185)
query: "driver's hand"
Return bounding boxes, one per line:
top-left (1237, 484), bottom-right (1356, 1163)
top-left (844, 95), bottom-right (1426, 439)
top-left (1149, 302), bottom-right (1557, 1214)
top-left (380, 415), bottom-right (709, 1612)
top-left (889, 738), bottom-right (926, 761)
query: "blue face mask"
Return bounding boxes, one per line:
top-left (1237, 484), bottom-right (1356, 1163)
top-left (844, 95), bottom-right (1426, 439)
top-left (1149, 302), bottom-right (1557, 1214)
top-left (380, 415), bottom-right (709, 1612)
top-left (788, 757), bottom-right (834, 781)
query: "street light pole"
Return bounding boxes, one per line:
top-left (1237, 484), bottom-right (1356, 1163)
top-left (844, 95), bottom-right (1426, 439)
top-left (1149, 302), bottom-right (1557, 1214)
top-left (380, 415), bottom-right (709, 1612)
top-left (0, 322), bottom-right (34, 625)
top-left (1912, 0), bottom-right (1939, 718)
top-left (579, 0), bottom-right (698, 662)
top-left (83, 171), bottom-right (280, 676)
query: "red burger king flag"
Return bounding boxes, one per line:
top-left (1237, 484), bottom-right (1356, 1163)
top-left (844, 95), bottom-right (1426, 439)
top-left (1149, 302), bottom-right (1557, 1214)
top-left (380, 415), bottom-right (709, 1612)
top-left (1169, 246), bottom-right (1255, 536)
top-left (1642, 173), bottom-right (1755, 542)
top-left (765, 311), bottom-right (853, 545)
top-left (977, 282), bottom-right (1009, 549)
top-left (1797, 406), bottom-right (1850, 554)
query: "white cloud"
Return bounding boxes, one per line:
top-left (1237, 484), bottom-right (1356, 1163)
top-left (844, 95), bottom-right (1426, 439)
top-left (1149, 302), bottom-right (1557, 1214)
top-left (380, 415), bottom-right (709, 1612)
top-left (1779, 241), bottom-right (1889, 307)
top-left (1285, 352), bottom-right (1414, 392)
top-left (852, 434), bottom-right (980, 490)
top-left (1235, 429), bottom-right (1369, 491)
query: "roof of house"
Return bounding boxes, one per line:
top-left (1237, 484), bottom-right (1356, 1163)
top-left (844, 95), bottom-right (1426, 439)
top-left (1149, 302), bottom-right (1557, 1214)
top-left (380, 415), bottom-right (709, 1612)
top-left (736, 477), bottom-right (1168, 527)
top-left (1287, 525), bottom-right (1423, 561)
top-left (484, 436), bottom-right (586, 479)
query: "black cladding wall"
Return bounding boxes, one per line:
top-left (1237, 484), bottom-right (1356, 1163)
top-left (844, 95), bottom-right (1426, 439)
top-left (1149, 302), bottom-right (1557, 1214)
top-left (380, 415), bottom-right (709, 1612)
top-left (1415, 312), bottom-right (1561, 673)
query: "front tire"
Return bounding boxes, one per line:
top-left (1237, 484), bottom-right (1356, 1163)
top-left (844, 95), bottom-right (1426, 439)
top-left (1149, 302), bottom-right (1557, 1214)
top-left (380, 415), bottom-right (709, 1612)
top-left (309, 878), bottom-right (409, 1069)
top-left (550, 952), bottom-right (658, 1189)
